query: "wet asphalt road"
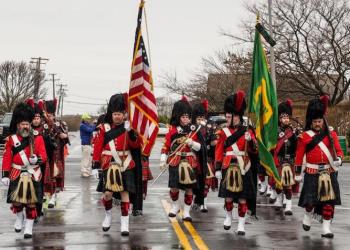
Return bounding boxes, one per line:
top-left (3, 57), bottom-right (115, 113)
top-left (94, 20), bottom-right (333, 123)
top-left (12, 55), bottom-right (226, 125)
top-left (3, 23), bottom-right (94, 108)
top-left (0, 132), bottom-right (350, 250)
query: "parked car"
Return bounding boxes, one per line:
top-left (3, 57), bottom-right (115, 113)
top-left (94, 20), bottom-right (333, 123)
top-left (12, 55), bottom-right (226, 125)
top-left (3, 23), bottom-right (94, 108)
top-left (0, 113), bottom-right (12, 146)
top-left (208, 115), bottom-right (227, 127)
top-left (158, 123), bottom-right (169, 136)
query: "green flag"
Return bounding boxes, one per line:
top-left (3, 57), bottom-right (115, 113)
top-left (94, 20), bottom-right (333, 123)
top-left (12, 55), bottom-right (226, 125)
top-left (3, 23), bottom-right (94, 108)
top-left (249, 27), bottom-right (281, 188)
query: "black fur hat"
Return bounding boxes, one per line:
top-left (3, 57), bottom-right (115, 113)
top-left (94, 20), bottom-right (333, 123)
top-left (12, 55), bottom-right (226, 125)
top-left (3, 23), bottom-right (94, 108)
top-left (278, 99), bottom-right (293, 117)
top-left (192, 99), bottom-right (208, 123)
top-left (170, 96), bottom-right (192, 126)
top-left (26, 99), bottom-right (44, 117)
top-left (105, 93), bottom-right (128, 124)
top-left (45, 99), bottom-right (58, 114)
top-left (224, 90), bottom-right (246, 117)
top-left (9, 103), bottom-right (35, 134)
top-left (305, 95), bottom-right (329, 130)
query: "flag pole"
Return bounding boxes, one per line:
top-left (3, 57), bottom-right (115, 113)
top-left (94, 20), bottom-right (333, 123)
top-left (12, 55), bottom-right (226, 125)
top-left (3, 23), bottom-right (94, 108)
top-left (268, 0), bottom-right (276, 89)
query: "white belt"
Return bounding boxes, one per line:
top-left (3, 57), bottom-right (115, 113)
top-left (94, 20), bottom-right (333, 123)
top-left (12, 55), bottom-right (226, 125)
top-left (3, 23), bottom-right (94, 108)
top-left (12, 164), bottom-right (41, 181)
top-left (225, 151), bottom-right (245, 156)
top-left (175, 152), bottom-right (195, 157)
top-left (12, 164), bottom-right (38, 171)
top-left (102, 150), bottom-right (132, 171)
top-left (102, 150), bottom-right (131, 157)
top-left (306, 163), bottom-right (331, 170)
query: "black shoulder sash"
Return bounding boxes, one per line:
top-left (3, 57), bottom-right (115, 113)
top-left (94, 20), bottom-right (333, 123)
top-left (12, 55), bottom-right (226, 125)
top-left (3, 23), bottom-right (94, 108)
top-left (103, 125), bottom-right (126, 146)
top-left (305, 131), bottom-right (326, 153)
top-left (12, 136), bottom-right (30, 155)
top-left (224, 126), bottom-right (246, 149)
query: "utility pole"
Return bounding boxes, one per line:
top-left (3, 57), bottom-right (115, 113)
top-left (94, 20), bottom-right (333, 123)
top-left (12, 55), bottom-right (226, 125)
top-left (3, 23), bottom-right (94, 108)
top-left (30, 57), bottom-right (49, 101)
top-left (48, 73), bottom-right (60, 99)
top-left (56, 83), bottom-right (67, 117)
top-left (268, 0), bottom-right (276, 89)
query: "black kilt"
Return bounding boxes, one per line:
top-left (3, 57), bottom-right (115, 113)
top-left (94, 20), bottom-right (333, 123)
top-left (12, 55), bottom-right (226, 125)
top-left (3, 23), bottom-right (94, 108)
top-left (298, 171), bottom-right (341, 208)
top-left (97, 168), bottom-right (136, 194)
top-left (218, 168), bottom-right (256, 203)
top-left (7, 176), bottom-right (43, 204)
top-left (168, 166), bottom-right (198, 190)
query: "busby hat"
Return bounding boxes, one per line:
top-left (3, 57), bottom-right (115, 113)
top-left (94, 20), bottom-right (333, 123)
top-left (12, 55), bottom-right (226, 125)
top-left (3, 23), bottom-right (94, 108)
top-left (9, 103), bottom-right (35, 134)
top-left (192, 99), bottom-right (208, 123)
top-left (305, 95), bottom-right (329, 130)
top-left (26, 99), bottom-right (44, 117)
top-left (44, 99), bottom-right (58, 114)
top-left (105, 93), bottom-right (128, 124)
top-left (170, 96), bottom-right (192, 126)
top-left (278, 99), bottom-right (293, 117)
top-left (224, 90), bottom-right (246, 117)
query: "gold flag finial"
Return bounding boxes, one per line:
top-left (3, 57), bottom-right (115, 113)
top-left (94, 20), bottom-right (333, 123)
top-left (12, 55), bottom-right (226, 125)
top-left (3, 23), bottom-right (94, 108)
top-left (256, 12), bottom-right (260, 24)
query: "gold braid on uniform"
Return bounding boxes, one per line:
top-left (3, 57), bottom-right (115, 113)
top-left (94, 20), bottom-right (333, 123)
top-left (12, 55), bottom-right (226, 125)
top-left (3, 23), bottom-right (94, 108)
top-left (10, 174), bottom-right (38, 204)
top-left (318, 171), bottom-right (335, 202)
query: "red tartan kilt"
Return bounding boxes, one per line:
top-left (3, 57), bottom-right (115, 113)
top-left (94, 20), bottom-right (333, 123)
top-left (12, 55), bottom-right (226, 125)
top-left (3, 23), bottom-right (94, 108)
top-left (142, 159), bottom-right (153, 181)
top-left (168, 155), bottom-right (198, 168)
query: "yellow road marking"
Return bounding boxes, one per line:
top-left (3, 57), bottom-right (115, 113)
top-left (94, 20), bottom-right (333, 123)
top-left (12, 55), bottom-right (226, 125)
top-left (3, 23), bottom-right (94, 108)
top-left (161, 200), bottom-right (193, 250)
top-left (183, 221), bottom-right (209, 250)
top-left (178, 209), bottom-right (210, 250)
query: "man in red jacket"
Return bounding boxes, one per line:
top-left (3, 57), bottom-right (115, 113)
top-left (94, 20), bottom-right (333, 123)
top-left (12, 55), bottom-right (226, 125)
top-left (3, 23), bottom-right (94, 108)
top-left (92, 93), bottom-right (142, 236)
top-left (215, 91), bottom-right (258, 236)
top-left (1, 103), bottom-right (47, 239)
top-left (295, 96), bottom-right (343, 238)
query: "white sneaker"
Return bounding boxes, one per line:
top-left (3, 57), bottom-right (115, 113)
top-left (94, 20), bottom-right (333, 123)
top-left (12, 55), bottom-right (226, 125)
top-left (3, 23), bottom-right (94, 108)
top-left (237, 216), bottom-right (246, 235)
top-left (321, 219), bottom-right (333, 238)
top-left (182, 204), bottom-right (192, 222)
top-left (23, 219), bottom-right (34, 239)
top-left (224, 210), bottom-right (232, 230)
top-left (168, 200), bottom-right (180, 217)
top-left (302, 211), bottom-right (312, 231)
top-left (121, 215), bottom-right (129, 236)
top-left (284, 199), bottom-right (293, 215)
top-left (14, 211), bottom-right (24, 233)
top-left (102, 209), bottom-right (112, 232)
top-left (259, 181), bottom-right (267, 194)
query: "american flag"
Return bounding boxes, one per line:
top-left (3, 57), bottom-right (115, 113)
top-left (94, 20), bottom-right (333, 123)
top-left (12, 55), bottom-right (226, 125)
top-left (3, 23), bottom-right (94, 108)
top-left (129, 0), bottom-right (159, 156)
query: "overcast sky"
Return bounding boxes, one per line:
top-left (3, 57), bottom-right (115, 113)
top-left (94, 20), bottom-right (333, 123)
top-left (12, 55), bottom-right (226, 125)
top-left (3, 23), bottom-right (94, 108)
top-left (1, 0), bottom-right (259, 115)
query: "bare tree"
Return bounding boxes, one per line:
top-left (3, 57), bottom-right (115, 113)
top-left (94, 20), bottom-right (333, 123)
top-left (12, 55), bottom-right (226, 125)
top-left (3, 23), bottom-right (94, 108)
top-left (160, 50), bottom-right (252, 111)
top-left (225, 0), bottom-right (350, 105)
top-left (0, 61), bottom-right (47, 113)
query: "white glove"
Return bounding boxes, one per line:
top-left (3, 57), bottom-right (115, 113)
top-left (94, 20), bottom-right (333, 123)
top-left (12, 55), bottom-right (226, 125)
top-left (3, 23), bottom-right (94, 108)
top-left (91, 169), bottom-right (99, 180)
top-left (333, 157), bottom-right (342, 168)
top-left (185, 138), bottom-right (193, 146)
top-left (160, 153), bottom-right (167, 170)
top-left (295, 175), bottom-right (302, 182)
top-left (124, 121), bottom-right (131, 132)
top-left (29, 154), bottom-right (38, 165)
top-left (244, 132), bottom-right (251, 141)
top-left (1, 177), bottom-right (10, 186)
top-left (215, 170), bottom-right (222, 180)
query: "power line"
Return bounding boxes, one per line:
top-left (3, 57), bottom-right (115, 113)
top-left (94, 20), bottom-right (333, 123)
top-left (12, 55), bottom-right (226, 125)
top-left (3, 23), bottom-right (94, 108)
top-left (68, 93), bottom-right (106, 101)
top-left (64, 100), bottom-right (106, 106)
